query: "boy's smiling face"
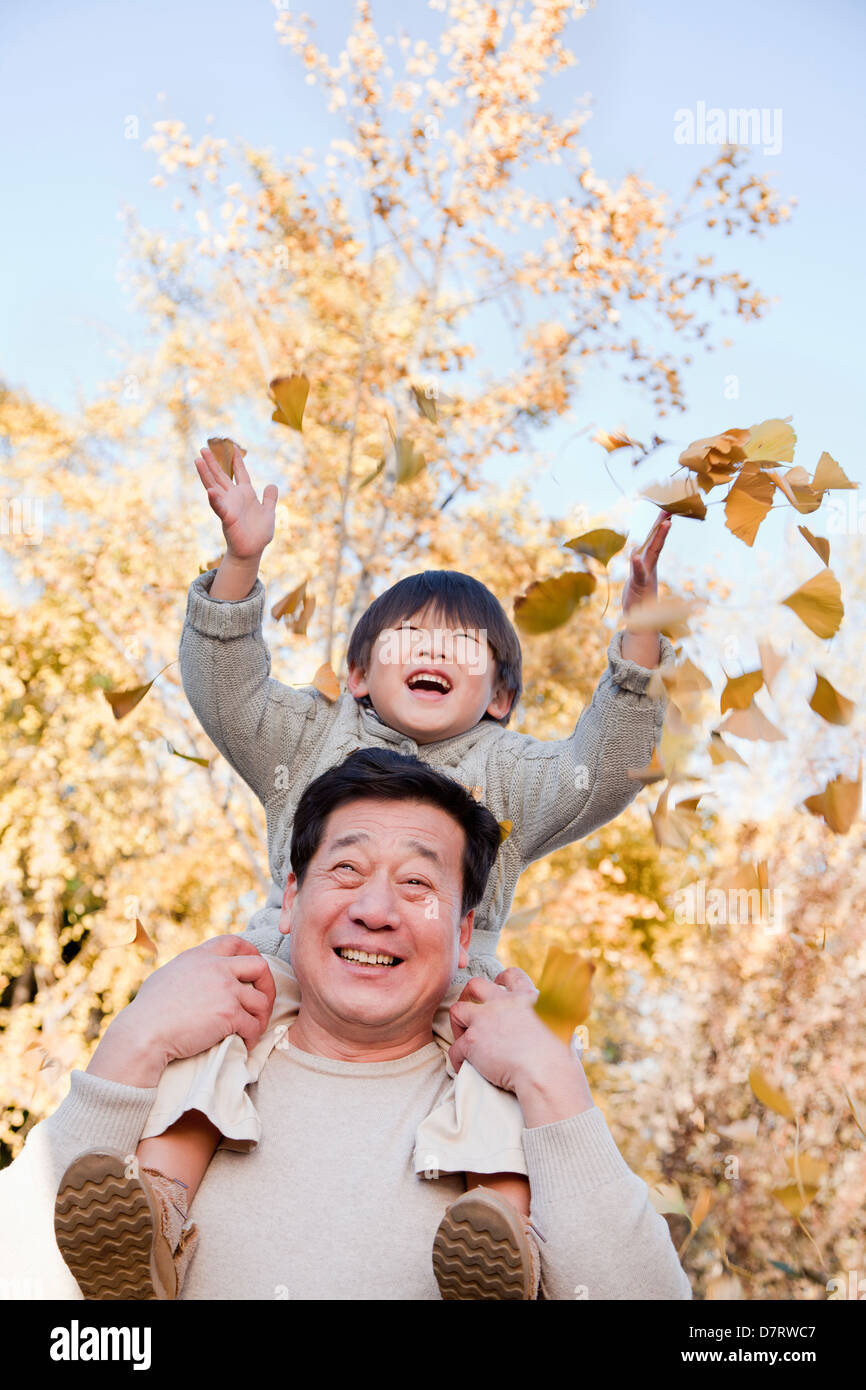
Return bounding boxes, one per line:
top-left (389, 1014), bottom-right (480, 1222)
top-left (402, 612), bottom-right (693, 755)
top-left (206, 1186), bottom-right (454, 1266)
top-left (346, 605), bottom-right (513, 744)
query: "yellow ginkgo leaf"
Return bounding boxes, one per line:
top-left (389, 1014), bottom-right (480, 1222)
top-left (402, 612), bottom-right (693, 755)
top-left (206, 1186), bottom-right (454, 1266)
top-left (772, 1181), bottom-right (818, 1219)
top-left (780, 569), bottom-right (844, 639)
top-left (513, 572), bottom-right (597, 634)
top-left (679, 427), bottom-right (750, 475)
top-left (648, 1181), bottom-right (688, 1217)
top-left (623, 596), bottom-right (699, 636)
top-left (812, 451), bottom-right (857, 491)
top-left (797, 526), bottom-right (830, 566)
top-left (690, 1187), bottom-right (714, 1231)
top-left (757, 639), bottom-right (785, 695)
top-left (103, 681), bottom-right (155, 720)
top-left (720, 670), bottom-right (764, 714)
top-left (498, 819), bottom-right (513, 845)
top-left (708, 731), bottom-right (748, 767)
top-left (534, 946), bottom-right (595, 1044)
top-left (662, 658), bottom-right (712, 702)
top-left (809, 674), bottom-right (854, 726)
top-left (641, 477), bottom-right (707, 520)
top-left (785, 1153), bottom-right (828, 1188)
top-left (592, 427), bottom-right (645, 453)
top-left (312, 663), bottom-right (341, 702)
top-left (131, 918), bottom-right (157, 955)
top-left (803, 766), bottom-right (861, 834)
top-left (767, 466), bottom-right (822, 515)
top-left (411, 383), bottom-right (438, 423)
top-left (395, 436), bottom-right (426, 485)
top-left (744, 416), bottom-right (796, 464)
top-left (271, 579), bottom-right (308, 624)
top-left (207, 436), bottom-right (246, 479)
top-left (749, 1065), bottom-right (794, 1119)
top-left (270, 374), bottom-right (310, 431)
top-left (564, 528), bottom-right (627, 567)
top-left (724, 468), bottom-right (775, 546)
top-left (166, 741), bottom-right (210, 768)
top-left (719, 704), bottom-right (786, 742)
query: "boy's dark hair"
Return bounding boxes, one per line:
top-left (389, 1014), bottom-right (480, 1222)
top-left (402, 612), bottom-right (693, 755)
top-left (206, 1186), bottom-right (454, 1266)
top-left (290, 748), bottom-right (502, 916)
top-left (346, 570), bottom-right (523, 724)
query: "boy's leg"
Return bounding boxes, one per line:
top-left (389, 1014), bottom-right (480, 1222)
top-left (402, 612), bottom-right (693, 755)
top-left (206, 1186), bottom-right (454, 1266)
top-left (466, 1170), bottom-right (530, 1218)
top-left (136, 1107), bottom-right (221, 1203)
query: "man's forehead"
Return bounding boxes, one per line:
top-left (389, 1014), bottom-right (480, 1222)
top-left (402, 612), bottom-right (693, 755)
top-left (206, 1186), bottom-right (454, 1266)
top-left (319, 799), bottom-right (464, 860)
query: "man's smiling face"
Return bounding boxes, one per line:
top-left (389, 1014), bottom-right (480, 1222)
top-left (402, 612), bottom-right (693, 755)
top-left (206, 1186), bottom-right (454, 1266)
top-left (346, 605), bottom-right (513, 744)
top-left (279, 798), bottom-right (474, 1055)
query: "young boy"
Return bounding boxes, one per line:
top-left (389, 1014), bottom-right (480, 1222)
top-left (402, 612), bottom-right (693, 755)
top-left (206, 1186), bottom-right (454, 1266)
top-left (54, 443), bottom-right (672, 1300)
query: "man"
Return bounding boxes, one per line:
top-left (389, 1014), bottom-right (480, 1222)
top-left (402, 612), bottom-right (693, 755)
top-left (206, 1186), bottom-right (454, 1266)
top-left (0, 750), bottom-right (691, 1300)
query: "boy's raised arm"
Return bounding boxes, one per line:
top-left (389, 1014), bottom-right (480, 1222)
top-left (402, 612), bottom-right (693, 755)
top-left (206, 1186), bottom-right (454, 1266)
top-left (180, 444), bottom-right (326, 807)
top-left (501, 514), bottom-right (675, 864)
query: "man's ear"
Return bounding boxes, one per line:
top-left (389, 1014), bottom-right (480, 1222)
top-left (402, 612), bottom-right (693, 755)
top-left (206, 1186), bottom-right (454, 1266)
top-left (485, 684), bottom-right (513, 721)
top-left (457, 908), bottom-right (474, 971)
top-left (278, 874), bottom-right (298, 935)
top-left (346, 662), bottom-right (369, 698)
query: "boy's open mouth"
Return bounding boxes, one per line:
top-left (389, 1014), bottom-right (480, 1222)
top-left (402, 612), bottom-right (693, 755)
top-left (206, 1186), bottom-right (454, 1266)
top-left (405, 669), bottom-right (452, 698)
top-left (334, 947), bottom-right (403, 968)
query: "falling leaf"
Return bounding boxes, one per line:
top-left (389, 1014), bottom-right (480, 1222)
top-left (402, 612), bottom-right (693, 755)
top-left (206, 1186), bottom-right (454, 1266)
top-left (641, 477), bottom-right (707, 520)
top-left (679, 427), bottom-right (750, 479)
top-left (650, 781), bottom-right (700, 850)
top-left (271, 580), bottom-right (308, 624)
top-left (809, 674), bottom-right (854, 726)
top-left (623, 595), bottom-right (699, 636)
top-left (411, 383), bottom-right (438, 423)
top-left (292, 593), bottom-right (316, 636)
top-left (513, 572), bottom-right (597, 634)
top-left (744, 416), bottom-right (796, 464)
top-left (592, 427), bottom-right (645, 453)
top-left (749, 1066), bottom-right (794, 1119)
top-left (845, 1090), bottom-right (866, 1138)
top-left (757, 639), bottom-right (785, 695)
top-left (804, 766), bottom-right (861, 834)
top-left (772, 1181), bottom-right (818, 1219)
top-left (199, 554), bottom-right (224, 575)
top-left (270, 374), bottom-right (310, 431)
top-left (627, 747), bottom-right (666, 784)
top-left (786, 1153), bottom-right (828, 1188)
top-left (720, 670), bottom-right (764, 714)
top-left (812, 451), bottom-right (857, 491)
top-left (662, 658), bottom-right (712, 702)
top-left (719, 704), bottom-right (786, 742)
top-left (724, 468), bottom-right (775, 546)
top-left (690, 1187), bottom-right (714, 1231)
top-left (395, 436), bottom-right (426, 485)
top-left (767, 466), bottom-right (822, 515)
top-left (357, 457), bottom-right (385, 490)
top-left (534, 946), bottom-right (595, 1043)
top-left (131, 918), bottom-right (157, 956)
top-left (312, 663), bottom-right (341, 701)
top-left (649, 1181), bottom-right (687, 1217)
top-left (166, 741), bottom-right (210, 768)
top-left (798, 526), bottom-right (830, 566)
top-left (498, 819), bottom-right (513, 844)
top-left (708, 731), bottom-right (748, 767)
top-left (563, 528), bottom-right (627, 567)
top-left (103, 680), bottom-right (156, 720)
top-left (207, 436), bottom-right (246, 479)
top-left (780, 569), bottom-right (844, 639)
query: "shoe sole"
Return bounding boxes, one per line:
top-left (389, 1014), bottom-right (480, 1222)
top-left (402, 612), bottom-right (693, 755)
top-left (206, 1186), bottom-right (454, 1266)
top-left (432, 1188), bottom-right (535, 1300)
top-left (54, 1149), bottom-right (176, 1300)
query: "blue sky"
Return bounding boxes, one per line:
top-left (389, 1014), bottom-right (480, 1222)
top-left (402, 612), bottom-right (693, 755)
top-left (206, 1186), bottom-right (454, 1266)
top-left (2, 0), bottom-right (864, 596)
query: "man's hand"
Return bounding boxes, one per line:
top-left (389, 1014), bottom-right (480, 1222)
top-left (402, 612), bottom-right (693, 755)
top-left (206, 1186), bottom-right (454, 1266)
top-left (621, 511), bottom-right (672, 669)
top-left (194, 443), bottom-right (278, 561)
top-left (87, 937), bottom-right (277, 1089)
top-left (448, 970), bottom-right (593, 1126)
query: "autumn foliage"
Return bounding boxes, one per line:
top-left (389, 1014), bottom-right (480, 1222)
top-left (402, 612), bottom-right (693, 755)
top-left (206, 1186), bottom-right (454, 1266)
top-left (1, 0), bottom-right (863, 1300)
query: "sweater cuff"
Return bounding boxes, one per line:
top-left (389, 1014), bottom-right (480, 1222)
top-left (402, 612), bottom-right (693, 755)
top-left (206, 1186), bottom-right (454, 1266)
top-left (50, 1070), bottom-right (158, 1157)
top-left (607, 630), bottom-right (676, 695)
top-left (185, 570), bottom-right (266, 640)
top-left (523, 1106), bottom-right (634, 1202)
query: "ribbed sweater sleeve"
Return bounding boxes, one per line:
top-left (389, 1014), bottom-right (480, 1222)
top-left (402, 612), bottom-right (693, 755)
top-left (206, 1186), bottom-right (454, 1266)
top-left (523, 1106), bottom-right (692, 1300)
top-left (504, 630), bottom-right (676, 864)
top-left (178, 569), bottom-right (324, 807)
top-left (0, 1071), bottom-right (157, 1299)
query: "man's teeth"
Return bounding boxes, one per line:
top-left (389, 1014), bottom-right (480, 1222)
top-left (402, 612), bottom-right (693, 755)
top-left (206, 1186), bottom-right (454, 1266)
top-left (337, 948), bottom-right (398, 966)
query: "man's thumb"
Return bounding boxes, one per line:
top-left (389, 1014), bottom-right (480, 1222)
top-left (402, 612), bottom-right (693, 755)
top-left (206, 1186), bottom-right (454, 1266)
top-left (263, 484), bottom-right (279, 510)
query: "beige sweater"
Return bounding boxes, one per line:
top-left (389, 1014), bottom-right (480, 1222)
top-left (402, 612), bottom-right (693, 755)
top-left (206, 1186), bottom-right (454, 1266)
top-left (180, 570), bottom-right (674, 978)
top-left (0, 1053), bottom-right (692, 1300)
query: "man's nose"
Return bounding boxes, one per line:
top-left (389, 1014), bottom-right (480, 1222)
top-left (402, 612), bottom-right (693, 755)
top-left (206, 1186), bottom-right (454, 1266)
top-left (348, 876), bottom-right (400, 930)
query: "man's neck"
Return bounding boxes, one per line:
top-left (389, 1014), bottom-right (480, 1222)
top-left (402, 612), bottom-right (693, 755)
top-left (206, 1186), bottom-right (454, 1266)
top-left (287, 1009), bottom-right (436, 1064)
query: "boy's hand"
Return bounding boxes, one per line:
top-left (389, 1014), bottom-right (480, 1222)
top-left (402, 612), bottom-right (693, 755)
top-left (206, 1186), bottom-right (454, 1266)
top-left (194, 443), bottom-right (278, 562)
top-left (622, 511), bottom-right (672, 614)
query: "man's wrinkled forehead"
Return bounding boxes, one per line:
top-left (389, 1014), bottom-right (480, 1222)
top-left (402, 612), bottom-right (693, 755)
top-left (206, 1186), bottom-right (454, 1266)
top-left (313, 800), bottom-right (465, 877)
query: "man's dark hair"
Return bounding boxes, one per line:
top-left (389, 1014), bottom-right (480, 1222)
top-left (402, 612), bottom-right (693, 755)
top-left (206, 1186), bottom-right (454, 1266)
top-left (290, 748), bottom-right (502, 916)
top-left (346, 570), bottom-right (523, 724)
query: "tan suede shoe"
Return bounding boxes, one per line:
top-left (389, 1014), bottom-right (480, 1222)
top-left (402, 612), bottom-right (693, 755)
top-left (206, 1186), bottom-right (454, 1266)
top-left (432, 1186), bottom-right (542, 1300)
top-left (54, 1149), bottom-right (198, 1300)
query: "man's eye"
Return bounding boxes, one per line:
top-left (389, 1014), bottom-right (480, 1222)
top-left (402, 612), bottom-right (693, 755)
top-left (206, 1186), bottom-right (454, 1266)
top-left (334, 862), bottom-right (360, 873)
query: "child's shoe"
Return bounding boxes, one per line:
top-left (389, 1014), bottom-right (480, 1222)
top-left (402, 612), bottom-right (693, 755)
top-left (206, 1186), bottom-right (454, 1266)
top-left (54, 1148), bottom-right (199, 1299)
top-left (432, 1185), bottom-right (541, 1300)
